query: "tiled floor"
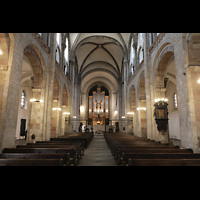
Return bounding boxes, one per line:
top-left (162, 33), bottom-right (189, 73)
top-left (78, 135), bottom-right (117, 166)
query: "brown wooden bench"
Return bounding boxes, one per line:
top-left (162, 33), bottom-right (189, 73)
top-left (121, 153), bottom-right (200, 166)
top-left (16, 144), bottom-right (83, 159)
top-left (2, 148), bottom-right (79, 166)
top-left (112, 144), bottom-right (178, 157)
top-left (0, 132), bottom-right (93, 166)
top-left (0, 158), bottom-right (65, 166)
top-left (116, 148), bottom-right (193, 165)
top-left (51, 132), bottom-right (94, 148)
top-left (35, 141), bottom-right (84, 150)
top-left (104, 133), bottom-right (199, 166)
top-left (0, 153), bottom-right (71, 166)
top-left (128, 159), bottom-right (200, 166)
top-left (26, 142), bottom-right (84, 156)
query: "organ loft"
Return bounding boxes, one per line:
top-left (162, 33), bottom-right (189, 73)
top-left (88, 86), bottom-right (109, 126)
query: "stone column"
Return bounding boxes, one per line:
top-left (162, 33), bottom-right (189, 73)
top-left (135, 87), bottom-right (141, 137)
top-left (118, 77), bottom-right (122, 132)
top-left (43, 33), bottom-right (56, 141)
top-left (72, 62), bottom-right (81, 132)
top-left (143, 33), bottom-right (153, 140)
top-left (0, 34), bottom-right (23, 150)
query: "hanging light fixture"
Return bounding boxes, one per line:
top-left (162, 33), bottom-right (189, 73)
top-left (0, 49), bottom-right (3, 55)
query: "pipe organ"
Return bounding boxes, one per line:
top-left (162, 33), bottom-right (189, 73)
top-left (88, 87), bottom-right (109, 125)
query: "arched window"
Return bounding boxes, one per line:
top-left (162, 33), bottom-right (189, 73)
top-left (174, 93), bottom-right (178, 109)
top-left (64, 65), bottom-right (68, 75)
top-left (55, 48), bottom-right (60, 64)
top-left (139, 48), bottom-right (143, 63)
top-left (130, 38), bottom-right (134, 74)
top-left (21, 90), bottom-right (25, 108)
top-left (64, 38), bottom-right (68, 59)
top-left (56, 33), bottom-right (60, 45)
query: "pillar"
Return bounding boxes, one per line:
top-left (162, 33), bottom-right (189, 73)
top-left (143, 33), bottom-right (153, 140)
top-left (43, 33), bottom-right (56, 141)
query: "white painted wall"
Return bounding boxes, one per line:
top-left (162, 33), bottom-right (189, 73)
top-left (166, 81), bottom-right (181, 140)
top-left (168, 111), bottom-right (181, 140)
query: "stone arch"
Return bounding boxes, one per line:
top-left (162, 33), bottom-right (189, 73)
top-left (153, 45), bottom-right (175, 99)
top-left (23, 45), bottom-right (46, 88)
top-left (154, 44), bottom-right (174, 72)
top-left (153, 43), bottom-right (181, 144)
top-left (15, 44), bottom-right (47, 142)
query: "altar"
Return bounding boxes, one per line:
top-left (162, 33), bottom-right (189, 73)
top-left (93, 125), bottom-right (105, 135)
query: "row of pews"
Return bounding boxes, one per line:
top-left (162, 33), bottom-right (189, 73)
top-left (0, 132), bottom-right (94, 166)
top-left (104, 133), bottom-right (200, 166)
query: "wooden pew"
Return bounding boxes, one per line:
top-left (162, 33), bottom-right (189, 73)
top-left (51, 132), bottom-right (94, 148)
top-left (0, 158), bottom-right (65, 166)
top-left (0, 153), bottom-right (71, 166)
top-left (128, 159), bottom-right (200, 166)
top-left (116, 148), bottom-right (193, 165)
top-left (1, 132), bottom-right (93, 166)
top-left (104, 133), bottom-right (200, 166)
top-left (2, 148), bottom-right (79, 166)
top-left (26, 142), bottom-right (84, 156)
top-left (121, 153), bottom-right (200, 166)
top-left (16, 144), bottom-right (83, 159)
top-left (35, 141), bottom-right (84, 150)
top-left (112, 144), bottom-right (178, 157)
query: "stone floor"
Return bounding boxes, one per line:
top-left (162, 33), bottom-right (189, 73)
top-left (78, 135), bottom-right (117, 166)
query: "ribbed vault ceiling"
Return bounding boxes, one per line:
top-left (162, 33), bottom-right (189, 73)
top-left (69, 33), bottom-right (131, 93)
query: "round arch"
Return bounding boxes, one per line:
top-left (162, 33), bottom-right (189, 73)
top-left (24, 44), bottom-right (46, 74)
top-left (153, 43), bottom-right (181, 143)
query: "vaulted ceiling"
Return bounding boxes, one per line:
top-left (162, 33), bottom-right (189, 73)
top-left (69, 33), bottom-right (131, 93)
top-left (69, 33), bottom-right (131, 74)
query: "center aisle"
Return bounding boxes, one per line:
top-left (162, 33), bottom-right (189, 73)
top-left (78, 135), bottom-right (117, 166)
